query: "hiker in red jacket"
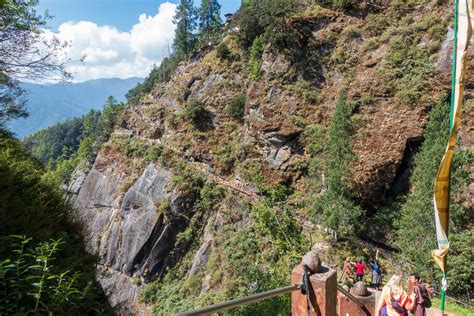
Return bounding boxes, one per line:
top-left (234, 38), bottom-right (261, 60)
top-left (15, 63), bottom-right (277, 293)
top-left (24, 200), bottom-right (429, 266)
top-left (354, 258), bottom-right (366, 282)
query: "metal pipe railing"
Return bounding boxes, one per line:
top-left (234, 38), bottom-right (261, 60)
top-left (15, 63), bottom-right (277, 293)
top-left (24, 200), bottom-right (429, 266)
top-left (337, 284), bottom-right (371, 316)
top-left (175, 283), bottom-right (302, 316)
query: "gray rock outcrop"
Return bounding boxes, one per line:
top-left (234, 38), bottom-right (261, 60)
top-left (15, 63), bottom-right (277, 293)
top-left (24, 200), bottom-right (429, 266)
top-left (73, 156), bottom-right (196, 313)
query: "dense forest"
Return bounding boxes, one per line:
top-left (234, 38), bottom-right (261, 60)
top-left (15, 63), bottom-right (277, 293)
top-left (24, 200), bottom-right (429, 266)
top-left (24, 96), bottom-right (125, 180)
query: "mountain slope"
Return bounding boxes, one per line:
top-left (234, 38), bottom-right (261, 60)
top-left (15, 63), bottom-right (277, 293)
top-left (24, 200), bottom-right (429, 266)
top-left (64, 1), bottom-right (473, 313)
top-left (10, 77), bottom-right (142, 138)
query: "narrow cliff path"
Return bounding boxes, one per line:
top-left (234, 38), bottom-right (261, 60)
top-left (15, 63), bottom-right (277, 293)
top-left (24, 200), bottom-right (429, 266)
top-left (112, 129), bottom-right (400, 256)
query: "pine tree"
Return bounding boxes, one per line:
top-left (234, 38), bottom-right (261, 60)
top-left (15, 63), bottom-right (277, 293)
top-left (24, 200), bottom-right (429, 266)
top-left (326, 92), bottom-right (353, 194)
top-left (173, 0), bottom-right (197, 60)
top-left (315, 92), bottom-right (363, 239)
top-left (199, 0), bottom-right (222, 44)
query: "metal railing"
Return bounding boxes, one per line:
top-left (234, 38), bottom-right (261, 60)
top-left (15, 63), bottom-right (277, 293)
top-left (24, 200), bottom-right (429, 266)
top-left (175, 284), bottom-right (302, 316)
top-left (432, 289), bottom-right (473, 308)
top-left (175, 265), bottom-right (370, 316)
top-left (337, 285), bottom-right (370, 315)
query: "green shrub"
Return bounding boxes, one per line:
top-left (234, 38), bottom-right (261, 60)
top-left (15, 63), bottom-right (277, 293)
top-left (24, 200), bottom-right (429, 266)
top-left (111, 136), bottom-right (149, 159)
top-left (167, 112), bottom-right (181, 129)
top-left (342, 25), bottom-right (361, 38)
top-left (377, 26), bottom-right (436, 104)
top-left (364, 38), bottom-right (379, 51)
top-left (215, 142), bottom-right (237, 174)
top-left (171, 162), bottom-right (206, 195)
top-left (146, 144), bottom-right (164, 162)
top-left (178, 88), bottom-right (192, 103)
top-left (226, 95), bottom-right (246, 120)
top-left (396, 85), bottom-right (421, 106)
top-left (357, 93), bottom-right (376, 108)
top-left (331, 44), bottom-right (359, 77)
top-left (248, 35), bottom-right (266, 79)
top-left (216, 43), bottom-right (231, 60)
top-left (125, 139), bottom-right (148, 158)
top-left (303, 90), bottom-right (320, 105)
top-left (0, 236), bottom-right (94, 314)
top-left (184, 99), bottom-right (208, 124)
top-left (332, 0), bottom-right (355, 10)
top-left (365, 14), bottom-right (389, 36)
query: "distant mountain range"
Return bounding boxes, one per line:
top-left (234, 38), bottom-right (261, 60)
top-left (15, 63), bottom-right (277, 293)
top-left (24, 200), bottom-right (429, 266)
top-left (10, 77), bottom-right (142, 138)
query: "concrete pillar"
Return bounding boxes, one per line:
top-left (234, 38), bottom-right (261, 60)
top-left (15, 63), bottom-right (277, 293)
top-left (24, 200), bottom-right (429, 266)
top-left (337, 290), bottom-right (376, 316)
top-left (291, 264), bottom-right (337, 316)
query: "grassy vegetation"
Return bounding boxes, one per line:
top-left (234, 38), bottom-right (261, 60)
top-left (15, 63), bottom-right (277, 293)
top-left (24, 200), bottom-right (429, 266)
top-left (226, 95), bottom-right (246, 120)
top-left (376, 13), bottom-right (447, 106)
top-left (431, 298), bottom-right (474, 316)
top-left (140, 181), bottom-right (308, 315)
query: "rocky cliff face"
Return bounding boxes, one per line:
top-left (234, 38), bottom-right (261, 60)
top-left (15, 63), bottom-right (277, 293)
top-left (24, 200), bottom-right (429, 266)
top-left (71, 1), bottom-right (473, 313)
top-left (71, 152), bottom-right (205, 313)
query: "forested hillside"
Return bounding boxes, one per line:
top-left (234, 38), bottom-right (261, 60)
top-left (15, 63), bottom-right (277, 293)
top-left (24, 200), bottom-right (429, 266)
top-left (11, 77), bottom-right (141, 138)
top-left (23, 96), bottom-right (125, 180)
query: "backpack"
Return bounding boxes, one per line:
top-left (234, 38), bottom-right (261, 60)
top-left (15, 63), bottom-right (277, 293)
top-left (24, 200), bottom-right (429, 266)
top-left (417, 284), bottom-right (432, 308)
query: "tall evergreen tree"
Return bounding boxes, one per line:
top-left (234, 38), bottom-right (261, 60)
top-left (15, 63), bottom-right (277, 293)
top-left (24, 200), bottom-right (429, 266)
top-left (314, 92), bottom-right (363, 239)
top-left (199, 0), bottom-right (222, 43)
top-left (173, 0), bottom-right (197, 60)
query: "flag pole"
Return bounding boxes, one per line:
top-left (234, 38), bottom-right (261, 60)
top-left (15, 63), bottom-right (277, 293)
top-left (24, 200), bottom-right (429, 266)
top-left (439, 0), bottom-right (459, 315)
top-left (442, 0), bottom-right (459, 312)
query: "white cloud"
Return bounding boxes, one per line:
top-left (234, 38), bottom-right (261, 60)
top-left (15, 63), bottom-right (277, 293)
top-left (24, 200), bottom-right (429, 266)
top-left (48, 2), bottom-right (176, 82)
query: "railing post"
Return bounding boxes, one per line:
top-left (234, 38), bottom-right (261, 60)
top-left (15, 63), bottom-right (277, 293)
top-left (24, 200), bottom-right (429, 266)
top-left (291, 252), bottom-right (337, 316)
top-left (337, 282), bottom-right (376, 316)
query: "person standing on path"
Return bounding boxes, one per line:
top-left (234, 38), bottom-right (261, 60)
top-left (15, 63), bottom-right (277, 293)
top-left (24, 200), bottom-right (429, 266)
top-left (408, 273), bottom-right (431, 316)
top-left (355, 258), bottom-right (366, 282)
top-left (340, 257), bottom-right (352, 283)
top-left (371, 259), bottom-right (382, 290)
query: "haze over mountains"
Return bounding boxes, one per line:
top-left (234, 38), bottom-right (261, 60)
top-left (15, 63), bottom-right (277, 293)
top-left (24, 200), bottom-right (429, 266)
top-left (10, 77), bottom-right (142, 138)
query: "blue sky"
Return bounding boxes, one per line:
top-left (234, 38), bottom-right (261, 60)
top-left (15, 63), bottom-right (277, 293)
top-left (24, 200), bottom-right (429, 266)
top-left (37, 1), bottom-right (241, 82)
top-left (39, 0), bottom-right (241, 32)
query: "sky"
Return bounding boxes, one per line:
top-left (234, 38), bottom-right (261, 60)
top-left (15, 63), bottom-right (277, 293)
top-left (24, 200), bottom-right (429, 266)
top-left (37, 0), bottom-right (241, 82)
